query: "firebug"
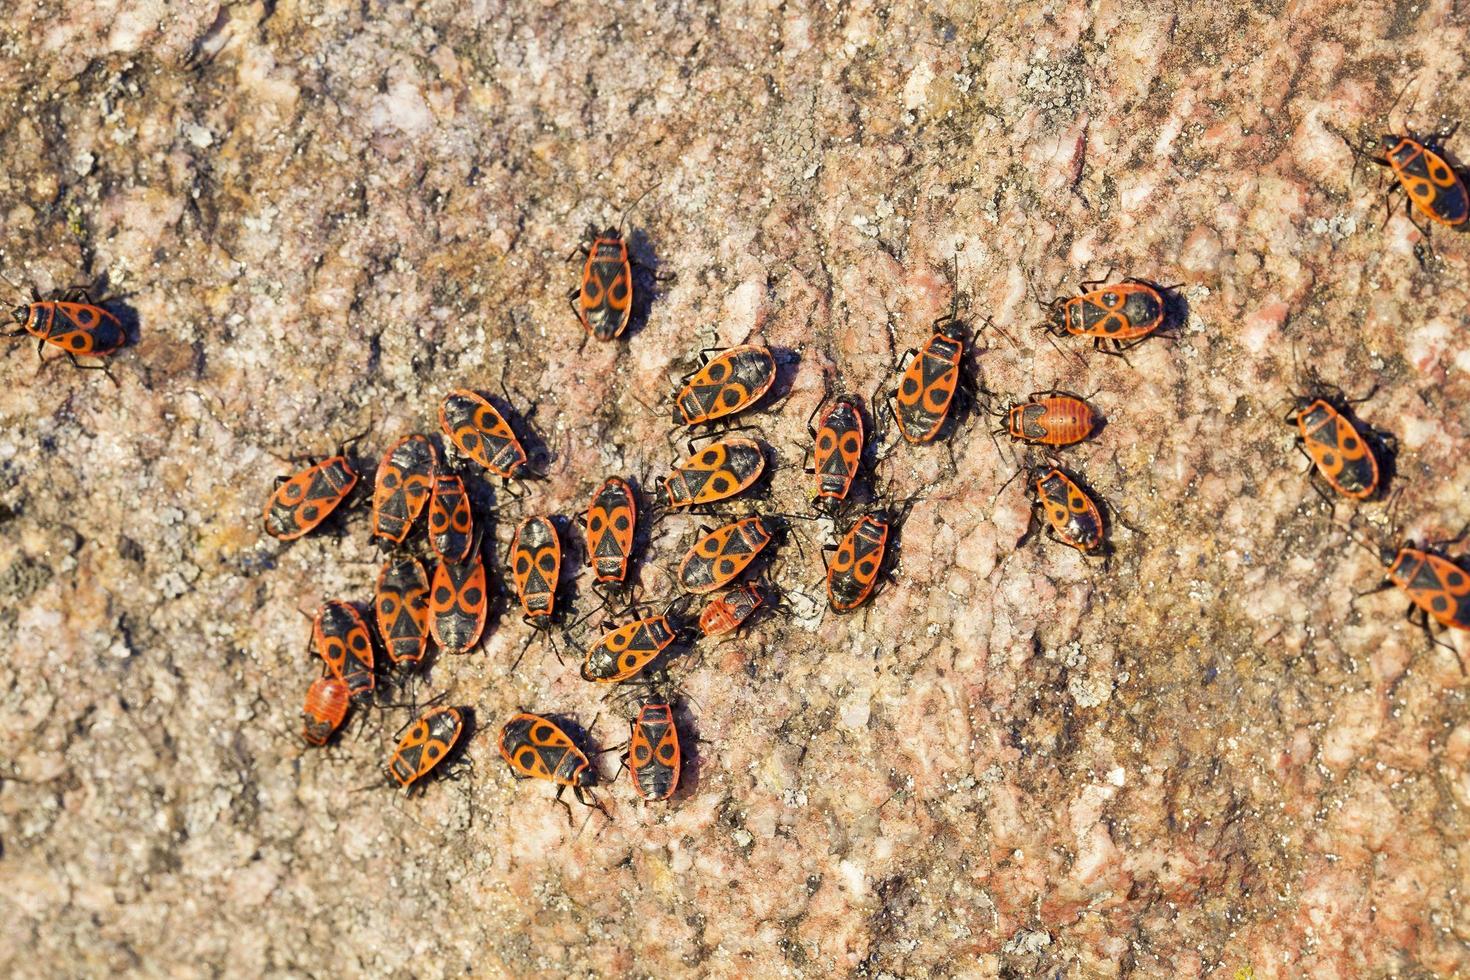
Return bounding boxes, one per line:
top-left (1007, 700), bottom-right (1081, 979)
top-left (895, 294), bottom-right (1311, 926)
top-left (372, 434), bottom-right (437, 544)
top-left (995, 390), bottom-right (1097, 448)
top-left (429, 547), bottom-right (488, 655)
top-left (1043, 276), bottom-right (1169, 355)
top-left (1384, 544), bottom-right (1470, 634)
top-left (498, 711), bottom-right (604, 821)
top-left (510, 515), bottom-right (561, 626)
top-left (389, 704), bottom-right (466, 793)
top-left (672, 344), bottom-right (777, 426)
top-left (624, 702), bottom-right (680, 802)
top-left (375, 556), bottom-right (431, 667)
top-left (263, 454), bottom-right (358, 541)
top-left (825, 513), bottom-right (892, 612)
top-left (311, 600), bottom-right (375, 699)
top-left (569, 228), bottom-right (635, 341)
top-left (1019, 466), bottom-right (1106, 554)
top-left (660, 436), bottom-right (766, 509)
top-left (890, 316), bottom-right (968, 444)
top-left (807, 395), bottom-right (865, 508)
top-left (428, 474), bottom-right (474, 563)
top-left (583, 476), bottom-right (637, 593)
top-left (302, 676), bottom-right (351, 747)
top-left (4, 284), bottom-right (125, 371)
top-left (1366, 130), bottom-right (1469, 234)
top-left (580, 602), bottom-right (685, 683)
top-left (1352, 519), bottom-right (1470, 649)
top-left (699, 580), bottom-right (764, 637)
top-left (439, 388), bottom-right (528, 479)
top-left (1283, 372), bottom-right (1392, 504)
top-left (678, 516), bottom-right (773, 593)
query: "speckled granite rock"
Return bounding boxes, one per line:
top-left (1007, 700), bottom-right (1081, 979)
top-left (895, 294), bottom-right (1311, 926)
top-left (2, 0), bottom-right (1469, 976)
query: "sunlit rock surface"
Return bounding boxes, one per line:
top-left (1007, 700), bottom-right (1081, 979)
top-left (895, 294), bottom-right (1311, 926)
top-left (2, 1), bottom-right (1469, 976)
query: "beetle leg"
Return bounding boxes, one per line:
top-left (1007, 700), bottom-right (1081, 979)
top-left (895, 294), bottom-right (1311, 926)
top-left (1380, 181), bottom-right (1401, 231)
top-left (1291, 440), bottom-right (1316, 475)
top-left (1307, 470), bottom-right (1340, 513)
top-left (1349, 579), bottom-right (1396, 608)
top-left (509, 631), bottom-right (538, 673)
top-left (819, 540), bottom-right (838, 576)
top-left (1015, 502), bottom-right (1041, 549)
top-left (573, 784), bottom-right (610, 820)
top-left (553, 785), bottom-right (575, 825)
top-left (630, 257), bottom-right (674, 282)
top-left (1116, 334), bottom-right (1158, 353)
top-left (1090, 337), bottom-right (1132, 364)
top-left (61, 351), bottom-right (115, 383)
top-left (1403, 602), bottom-right (1452, 656)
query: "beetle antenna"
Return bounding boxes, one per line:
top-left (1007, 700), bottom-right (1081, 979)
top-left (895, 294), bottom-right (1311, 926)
top-left (976, 314), bottom-right (1017, 351)
top-left (509, 632), bottom-right (537, 673)
top-left (618, 183), bottom-right (660, 234)
top-left (990, 462), bottom-right (1028, 509)
top-left (1384, 74), bottom-right (1418, 133)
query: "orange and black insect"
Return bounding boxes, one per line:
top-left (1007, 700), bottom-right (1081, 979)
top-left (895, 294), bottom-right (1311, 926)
top-left (375, 557), bottom-right (431, 667)
top-left (439, 388), bottom-right (528, 479)
top-left (807, 395), bottom-right (865, 508)
top-left (583, 476), bottom-right (637, 591)
top-left (263, 454), bottom-right (358, 541)
top-left (498, 712), bottom-right (603, 820)
top-left (510, 516), bottom-right (561, 626)
top-left (1044, 277), bottom-right (1168, 355)
top-left (581, 603), bottom-right (685, 682)
top-left (312, 600), bottom-right (375, 699)
top-left (428, 474), bottom-right (474, 562)
top-left (372, 434), bottom-right (437, 544)
top-left (569, 227), bottom-right (635, 341)
top-left (699, 581), bottom-right (764, 637)
top-left (890, 316), bottom-right (968, 444)
top-left (1385, 545), bottom-right (1470, 634)
top-left (1366, 130), bottom-right (1469, 233)
top-left (4, 284), bottom-right (125, 370)
top-left (995, 390), bottom-right (1097, 448)
top-left (661, 437), bottom-right (766, 509)
top-left (1387, 549), bottom-right (1470, 631)
top-left (302, 676), bottom-right (351, 747)
top-left (625, 702), bottom-right (680, 802)
top-left (429, 549), bottom-right (488, 655)
top-left (1285, 389), bottom-right (1386, 503)
top-left (1019, 467), bottom-right (1106, 554)
top-left (389, 705), bottom-right (466, 793)
top-left (825, 514), bottom-right (892, 612)
top-left (1351, 521), bottom-right (1470, 646)
top-left (678, 516), bottom-right (773, 594)
top-left (672, 344), bottom-right (777, 426)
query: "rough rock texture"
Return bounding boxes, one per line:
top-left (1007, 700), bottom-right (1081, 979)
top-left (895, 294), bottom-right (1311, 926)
top-left (3, 0), bottom-right (1470, 976)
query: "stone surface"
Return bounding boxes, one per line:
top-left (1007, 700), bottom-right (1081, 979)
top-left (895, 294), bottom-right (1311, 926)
top-left (2, 0), bottom-right (1470, 976)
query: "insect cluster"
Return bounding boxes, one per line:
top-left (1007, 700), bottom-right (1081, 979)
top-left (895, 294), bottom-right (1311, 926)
top-left (269, 129), bottom-right (1469, 815)
top-left (16, 120), bottom-right (1465, 821)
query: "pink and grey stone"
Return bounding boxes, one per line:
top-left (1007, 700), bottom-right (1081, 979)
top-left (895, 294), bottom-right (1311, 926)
top-left (1, 0), bottom-right (1469, 975)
